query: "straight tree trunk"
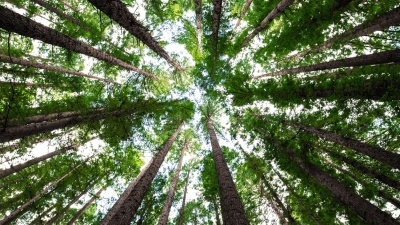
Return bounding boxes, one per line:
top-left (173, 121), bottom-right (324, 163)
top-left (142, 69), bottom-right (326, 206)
top-left (232, 0), bottom-right (253, 32)
top-left (288, 121), bottom-right (400, 170)
top-left (30, 205), bottom-right (56, 225)
top-left (178, 170), bottom-right (190, 225)
top-left (240, 0), bottom-right (294, 48)
top-left (0, 6), bottom-right (157, 78)
top-left (213, 197), bottom-right (222, 225)
top-left (211, 0), bottom-right (223, 54)
top-left (0, 137), bottom-right (94, 179)
top-left (284, 7), bottom-right (400, 61)
top-left (194, 0), bottom-right (203, 53)
top-left (271, 138), bottom-right (399, 225)
top-left (100, 122), bottom-right (184, 225)
top-left (206, 115), bottom-right (249, 225)
top-left (157, 140), bottom-right (188, 225)
top-left (0, 54), bottom-right (117, 84)
top-left (66, 187), bottom-right (105, 225)
top-left (0, 163), bottom-right (82, 225)
top-left (323, 147), bottom-right (400, 189)
top-left (87, 0), bottom-right (183, 72)
top-left (254, 49), bottom-right (400, 78)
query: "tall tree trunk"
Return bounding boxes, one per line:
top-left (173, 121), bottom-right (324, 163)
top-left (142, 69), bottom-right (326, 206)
top-left (0, 6), bottom-right (157, 78)
top-left (270, 138), bottom-right (399, 225)
top-left (0, 54), bottom-right (117, 84)
top-left (241, 149), bottom-right (294, 224)
top-left (240, 0), bottom-right (294, 48)
top-left (30, 0), bottom-right (95, 33)
top-left (194, 0), bottom-right (203, 53)
top-left (206, 116), bottom-right (249, 225)
top-left (0, 108), bottom-right (129, 143)
top-left (0, 137), bottom-right (94, 179)
top-left (284, 7), bottom-right (400, 61)
top-left (0, 163), bottom-right (83, 224)
top-left (87, 0), bottom-right (183, 72)
top-left (323, 147), bottom-right (400, 189)
top-left (178, 170), bottom-right (190, 225)
top-left (30, 205), bottom-right (56, 225)
top-left (287, 121), bottom-right (400, 170)
top-left (157, 140), bottom-right (188, 225)
top-left (211, 0), bottom-right (223, 56)
top-left (254, 49), bottom-right (400, 78)
top-left (45, 182), bottom-right (94, 225)
top-left (324, 159), bottom-right (400, 209)
top-left (213, 197), bottom-right (222, 225)
top-left (232, 0), bottom-right (253, 32)
top-left (100, 122), bottom-right (184, 225)
top-left (66, 187), bottom-right (105, 225)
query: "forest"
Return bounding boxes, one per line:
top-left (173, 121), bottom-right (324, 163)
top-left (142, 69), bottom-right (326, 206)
top-left (0, 0), bottom-right (399, 224)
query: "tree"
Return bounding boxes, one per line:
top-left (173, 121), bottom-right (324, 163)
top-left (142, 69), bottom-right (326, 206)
top-left (100, 121), bottom-right (184, 225)
top-left (206, 113), bottom-right (249, 225)
top-left (178, 169), bottom-right (190, 225)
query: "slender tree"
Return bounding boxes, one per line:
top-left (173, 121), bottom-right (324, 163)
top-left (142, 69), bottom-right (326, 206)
top-left (239, 0), bottom-right (294, 49)
top-left (253, 49), bottom-right (400, 78)
top-left (0, 6), bottom-right (157, 78)
top-left (157, 140), bottom-right (188, 225)
top-left (178, 170), bottom-right (190, 225)
top-left (100, 121), bottom-right (184, 225)
top-left (194, 0), bottom-right (203, 53)
top-left (206, 114), bottom-right (249, 225)
top-left (211, 0), bottom-right (223, 56)
top-left (232, 0), bottom-right (253, 32)
top-left (0, 54), bottom-right (117, 84)
top-left (87, 0), bottom-right (183, 72)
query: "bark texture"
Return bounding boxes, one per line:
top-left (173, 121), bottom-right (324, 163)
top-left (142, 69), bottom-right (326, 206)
top-left (194, 0), bottom-right (203, 53)
top-left (285, 6), bottom-right (400, 61)
top-left (87, 0), bottom-right (183, 72)
top-left (240, 0), bottom-right (293, 48)
top-left (211, 0), bottom-right (223, 54)
top-left (100, 122), bottom-right (183, 225)
top-left (157, 140), bottom-right (188, 225)
top-left (254, 49), bottom-right (400, 78)
top-left (178, 170), bottom-right (190, 225)
top-left (289, 122), bottom-right (400, 170)
top-left (0, 6), bottom-right (156, 78)
top-left (66, 187), bottom-right (105, 225)
top-left (0, 54), bottom-right (117, 84)
top-left (0, 163), bottom-right (82, 225)
top-left (206, 116), bottom-right (250, 225)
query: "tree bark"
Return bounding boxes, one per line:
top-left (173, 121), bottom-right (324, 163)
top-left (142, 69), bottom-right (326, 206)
top-left (272, 138), bottom-right (400, 225)
top-left (100, 122), bottom-right (184, 225)
top-left (206, 116), bottom-right (249, 225)
top-left (194, 0), bottom-right (203, 53)
top-left (0, 6), bottom-right (157, 78)
top-left (288, 122), bottom-right (400, 170)
top-left (254, 49), bottom-right (400, 78)
top-left (211, 0), bottom-right (223, 55)
top-left (178, 170), bottom-right (190, 225)
top-left (284, 7), bottom-right (400, 61)
top-left (157, 140), bottom-right (188, 225)
top-left (0, 137), bottom-right (94, 179)
top-left (240, 0), bottom-right (294, 48)
top-left (0, 54), bottom-right (118, 84)
top-left (0, 163), bottom-right (82, 225)
top-left (213, 197), bottom-right (222, 225)
top-left (323, 148), bottom-right (400, 189)
top-left (232, 0), bottom-right (253, 32)
top-left (66, 187), bottom-right (105, 225)
top-left (87, 0), bottom-right (183, 72)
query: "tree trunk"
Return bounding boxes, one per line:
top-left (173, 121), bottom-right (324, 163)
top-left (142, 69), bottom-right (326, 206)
top-left (323, 147), bottom-right (400, 189)
top-left (0, 163), bottom-right (82, 225)
top-left (87, 0), bottom-right (183, 72)
top-left (0, 137), bottom-right (94, 179)
top-left (211, 0), bottom-right (223, 54)
top-left (157, 140), bottom-right (188, 225)
top-left (30, 205), bottom-right (56, 225)
top-left (0, 6), bottom-right (157, 78)
top-left (0, 54), bottom-right (117, 84)
top-left (213, 197), bottom-right (222, 225)
top-left (240, 0), bottom-right (294, 48)
top-left (178, 170), bottom-right (190, 225)
top-left (288, 122), bottom-right (400, 170)
top-left (272, 138), bottom-right (399, 225)
top-left (232, 0), bottom-right (253, 32)
top-left (254, 49), bottom-right (400, 78)
top-left (206, 116), bottom-right (249, 225)
top-left (194, 0), bottom-right (203, 53)
top-left (284, 7), bottom-right (400, 61)
top-left (100, 122), bottom-right (184, 225)
top-left (66, 187), bottom-right (105, 225)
